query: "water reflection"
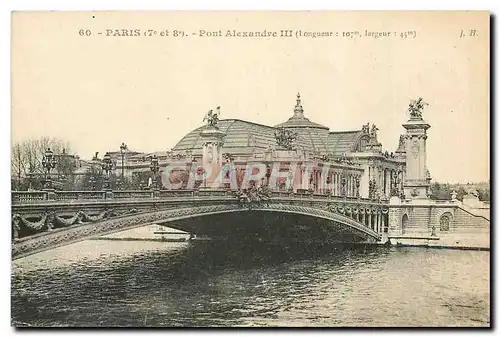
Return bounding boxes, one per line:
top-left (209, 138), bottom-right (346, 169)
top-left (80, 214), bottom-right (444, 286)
top-left (11, 240), bottom-right (490, 327)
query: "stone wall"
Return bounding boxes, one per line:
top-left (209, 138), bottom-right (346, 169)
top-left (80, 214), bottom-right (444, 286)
top-left (387, 196), bottom-right (490, 248)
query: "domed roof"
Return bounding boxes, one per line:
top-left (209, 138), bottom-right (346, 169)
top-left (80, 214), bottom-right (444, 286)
top-left (172, 118), bottom-right (331, 155)
top-left (172, 95), bottom-right (367, 157)
top-left (172, 119), bottom-right (282, 154)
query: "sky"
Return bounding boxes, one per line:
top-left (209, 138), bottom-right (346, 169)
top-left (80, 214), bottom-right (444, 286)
top-left (11, 11), bottom-right (490, 183)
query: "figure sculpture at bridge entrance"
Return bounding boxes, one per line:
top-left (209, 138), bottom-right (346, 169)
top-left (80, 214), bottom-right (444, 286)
top-left (200, 106), bottom-right (226, 189)
top-left (403, 97), bottom-right (431, 200)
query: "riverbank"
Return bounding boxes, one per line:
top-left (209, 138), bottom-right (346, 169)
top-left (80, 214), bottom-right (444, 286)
top-left (97, 225), bottom-right (490, 251)
top-left (376, 234), bottom-right (490, 251)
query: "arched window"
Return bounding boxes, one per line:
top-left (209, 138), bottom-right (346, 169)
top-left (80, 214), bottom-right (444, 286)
top-left (401, 214), bottom-right (409, 234)
top-left (440, 213), bottom-right (451, 231)
top-left (358, 136), bottom-right (369, 152)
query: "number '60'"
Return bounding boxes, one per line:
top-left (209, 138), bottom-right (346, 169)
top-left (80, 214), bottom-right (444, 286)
top-left (79, 29), bottom-right (92, 36)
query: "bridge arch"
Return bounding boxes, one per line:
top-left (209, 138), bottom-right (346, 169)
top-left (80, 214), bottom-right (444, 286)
top-left (13, 203), bottom-right (381, 259)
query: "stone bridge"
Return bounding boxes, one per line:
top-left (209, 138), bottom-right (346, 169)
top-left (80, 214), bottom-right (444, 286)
top-left (11, 189), bottom-right (389, 259)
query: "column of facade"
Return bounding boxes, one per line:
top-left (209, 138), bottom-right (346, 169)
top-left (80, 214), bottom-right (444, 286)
top-left (301, 166), bottom-right (308, 190)
top-left (382, 169), bottom-right (386, 197)
top-left (378, 166), bottom-right (383, 197)
top-left (334, 173), bottom-right (338, 196)
top-left (357, 174), bottom-right (361, 197)
top-left (386, 169), bottom-right (390, 197)
top-left (389, 170), bottom-right (393, 195)
top-left (381, 170), bottom-right (385, 196)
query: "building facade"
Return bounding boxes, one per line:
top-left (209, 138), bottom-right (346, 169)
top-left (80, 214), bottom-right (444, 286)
top-left (114, 94), bottom-right (413, 199)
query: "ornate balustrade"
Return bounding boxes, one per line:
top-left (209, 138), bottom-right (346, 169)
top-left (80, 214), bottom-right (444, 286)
top-left (56, 191), bottom-right (107, 201)
top-left (12, 191), bottom-right (48, 203)
top-left (159, 190), bottom-right (196, 198)
top-left (11, 189), bottom-right (388, 205)
top-left (113, 190), bottom-right (153, 199)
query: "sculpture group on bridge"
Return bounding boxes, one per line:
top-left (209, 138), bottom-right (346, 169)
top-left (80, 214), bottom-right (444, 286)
top-left (235, 185), bottom-right (272, 208)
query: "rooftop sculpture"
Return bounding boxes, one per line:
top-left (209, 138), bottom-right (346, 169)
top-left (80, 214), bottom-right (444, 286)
top-left (408, 97), bottom-right (428, 119)
top-left (203, 106), bottom-right (221, 128)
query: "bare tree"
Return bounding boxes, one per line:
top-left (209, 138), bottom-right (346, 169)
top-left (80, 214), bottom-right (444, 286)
top-left (11, 137), bottom-right (76, 190)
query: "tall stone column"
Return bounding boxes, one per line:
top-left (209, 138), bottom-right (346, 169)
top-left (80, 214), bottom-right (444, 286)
top-left (403, 105), bottom-right (431, 199)
top-left (200, 127), bottom-right (226, 189)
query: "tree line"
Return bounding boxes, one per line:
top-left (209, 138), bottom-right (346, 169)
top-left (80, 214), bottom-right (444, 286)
top-left (11, 138), bottom-right (491, 198)
top-left (11, 138), bottom-right (153, 191)
top-left (429, 182), bottom-right (490, 201)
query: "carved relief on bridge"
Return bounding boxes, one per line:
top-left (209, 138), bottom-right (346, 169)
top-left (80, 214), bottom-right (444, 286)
top-left (11, 208), bottom-right (144, 240)
top-left (12, 204), bottom-right (243, 259)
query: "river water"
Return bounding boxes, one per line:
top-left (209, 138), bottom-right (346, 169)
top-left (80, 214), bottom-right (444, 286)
top-left (11, 239), bottom-right (490, 327)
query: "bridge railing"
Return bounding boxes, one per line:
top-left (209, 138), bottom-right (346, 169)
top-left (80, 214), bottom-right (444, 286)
top-left (56, 191), bottom-right (107, 201)
top-left (272, 191), bottom-right (385, 205)
top-left (11, 189), bottom-right (386, 205)
top-left (113, 190), bottom-right (154, 199)
top-left (12, 191), bottom-right (48, 203)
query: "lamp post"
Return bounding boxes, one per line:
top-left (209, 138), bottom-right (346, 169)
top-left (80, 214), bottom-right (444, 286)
top-left (150, 154), bottom-right (159, 190)
top-left (119, 142), bottom-right (127, 188)
top-left (41, 148), bottom-right (57, 190)
top-left (102, 152), bottom-right (113, 190)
